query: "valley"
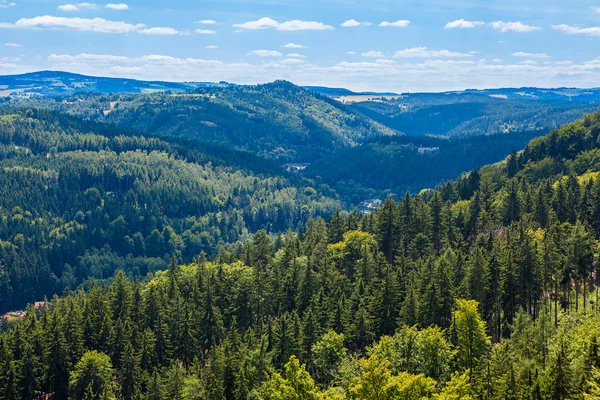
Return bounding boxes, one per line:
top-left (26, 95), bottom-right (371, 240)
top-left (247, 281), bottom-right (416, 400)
top-left (1, 71), bottom-right (600, 400)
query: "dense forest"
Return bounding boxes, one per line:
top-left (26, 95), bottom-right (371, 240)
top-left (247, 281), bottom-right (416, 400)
top-left (303, 130), bottom-right (544, 202)
top-left (2, 104), bottom-right (600, 399)
top-left (351, 93), bottom-right (600, 137)
top-left (3, 81), bottom-right (397, 163)
top-left (0, 109), bottom-right (340, 312)
top-left (5, 81), bottom-right (598, 205)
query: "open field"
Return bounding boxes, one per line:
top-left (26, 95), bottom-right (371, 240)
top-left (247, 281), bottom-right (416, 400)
top-left (335, 95), bottom-right (402, 103)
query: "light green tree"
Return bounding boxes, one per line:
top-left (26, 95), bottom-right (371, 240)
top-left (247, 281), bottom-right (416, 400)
top-left (452, 299), bottom-right (490, 372)
top-left (68, 351), bottom-right (116, 400)
top-left (312, 331), bottom-right (347, 385)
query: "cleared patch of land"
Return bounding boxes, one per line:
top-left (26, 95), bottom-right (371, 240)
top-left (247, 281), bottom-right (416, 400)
top-left (335, 95), bottom-right (402, 103)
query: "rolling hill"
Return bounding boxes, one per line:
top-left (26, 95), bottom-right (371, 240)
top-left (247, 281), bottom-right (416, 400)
top-left (0, 108), bottom-right (341, 312)
top-left (0, 71), bottom-right (233, 97)
top-left (3, 80), bottom-right (399, 163)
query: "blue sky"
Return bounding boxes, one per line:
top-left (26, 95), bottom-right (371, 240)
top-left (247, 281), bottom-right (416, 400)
top-left (2, 0), bottom-right (600, 92)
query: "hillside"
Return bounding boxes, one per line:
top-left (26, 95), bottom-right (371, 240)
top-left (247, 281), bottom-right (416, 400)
top-left (2, 108), bottom-right (600, 400)
top-left (303, 130), bottom-right (543, 202)
top-left (0, 109), bottom-right (340, 312)
top-left (4, 81), bottom-right (399, 163)
top-left (0, 71), bottom-right (232, 97)
top-left (351, 96), bottom-right (599, 137)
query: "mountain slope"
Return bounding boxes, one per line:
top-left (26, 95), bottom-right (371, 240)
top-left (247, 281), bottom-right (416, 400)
top-left (5, 80), bottom-right (399, 163)
top-left (351, 96), bottom-right (599, 137)
top-left (0, 109), bottom-right (340, 312)
top-left (303, 131), bottom-right (543, 202)
top-left (3, 107), bottom-right (600, 400)
top-left (0, 70), bottom-right (228, 96)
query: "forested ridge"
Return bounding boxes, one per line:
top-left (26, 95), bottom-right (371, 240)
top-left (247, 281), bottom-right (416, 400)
top-left (304, 130), bottom-right (544, 202)
top-left (350, 95), bottom-right (599, 138)
top-left (3, 81), bottom-right (398, 163)
top-left (2, 108), bottom-right (600, 399)
top-left (0, 108), bottom-right (340, 312)
top-left (5, 81), bottom-right (597, 205)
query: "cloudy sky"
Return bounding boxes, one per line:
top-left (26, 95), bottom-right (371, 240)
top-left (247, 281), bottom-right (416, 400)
top-left (2, 0), bottom-right (600, 92)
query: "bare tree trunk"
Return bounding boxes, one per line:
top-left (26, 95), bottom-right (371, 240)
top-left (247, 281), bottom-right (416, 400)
top-left (555, 282), bottom-right (559, 328)
top-left (584, 277), bottom-right (587, 313)
top-left (576, 280), bottom-right (580, 313)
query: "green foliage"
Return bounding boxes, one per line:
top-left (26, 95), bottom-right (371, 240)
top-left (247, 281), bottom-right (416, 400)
top-left (452, 299), bottom-right (490, 372)
top-left (311, 331), bottom-right (346, 385)
top-left (2, 94), bottom-right (600, 400)
top-left (0, 109), bottom-right (340, 312)
top-left (68, 350), bottom-right (116, 400)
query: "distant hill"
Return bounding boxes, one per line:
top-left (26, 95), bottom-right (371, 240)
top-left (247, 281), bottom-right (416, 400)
top-left (303, 86), bottom-right (399, 97)
top-left (4, 80), bottom-right (399, 163)
top-left (349, 89), bottom-right (600, 137)
top-left (303, 131), bottom-right (543, 202)
top-left (0, 71), bottom-right (234, 97)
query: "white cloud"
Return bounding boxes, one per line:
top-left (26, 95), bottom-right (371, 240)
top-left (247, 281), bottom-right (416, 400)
top-left (347, 51), bottom-right (357, 55)
top-left (489, 21), bottom-right (540, 32)
top-left (552, 24), bottom-right (600, 36)
top-left (341, 19), bottom-right (372, 27)
top-left (592, 6), bottom-right (600, 13)
top-left (3, 15), bottom-right (182, 35)
top-left (279, 58), bottom-right (305, 65)
top-left (12, 16), bottom-right (143, 33)
top-left (234, 17), bottom-right (333, 31)
top-left (493, 58), bottom-right (503, 62)
top-left (379, 20), bottom-right (411, 28)
top-left (287, 53), bottom-right (305, 58)
top-left (105, 3), bottom-right (129, 10)
top-left (49, 53), bottom-right (131, 63)
top-left (196, 19), bottom-right (216, 24)
top-left (139, 55), bottom-right (177, 62)
top-left (284, 43), bottom-right (306, 49)
top-left (57, 3), bottom-right (97, 12)
top-left (205, 45), bottom-right (217, 49)
top-left (139, 27), bottom-right (181, 35)
top-left (512, 51), bottom-right (550, 59)
top-left (248, 49), bottom-right (283, 57)
top-left (57, 4), bottom-right (79, 11)
top-left (445, 19), bottom-right (485, 29)
top-left (39, 51), bottom-right (600, 94)
top-left (278, 20), bottom-right (334, 31)
top-left (3, 42), bottom-right (21, 47)
top-left (196, 29), bottom-right (216, 34)
top-left (519, 60), bottom-right (538, 65)
top-left (233, 17), bottom-right (278, 30)
top-left (0, 0), bottom-right (17, 8)
top-left (362, 50), bottom-right (384, 57)
top-left (393, 47), bottom-right (472, 58)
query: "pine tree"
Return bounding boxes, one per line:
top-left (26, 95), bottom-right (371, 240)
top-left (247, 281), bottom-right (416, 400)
top-left (120, 342), bottom-right (141, 400)
top-left (272, 313), bottom-right (295, 370)
top-left (503, 180), bottom-right (521, 225)
top-left (163, 363), bottom-right (185, 400)
top-left (45, 307), bottom-right (69, 399)
top-left (507, 150), bottom-right (519, 178)
top-left (377, 198), bottom-right (400, 264)
top-left (372, 265), bottom-right (400, 336)
top-left (543, 338), bottom-right (573, 400)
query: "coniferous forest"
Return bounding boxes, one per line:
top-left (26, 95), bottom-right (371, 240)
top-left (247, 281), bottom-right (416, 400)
top-left (1, 86), bottom-right (600, 399)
